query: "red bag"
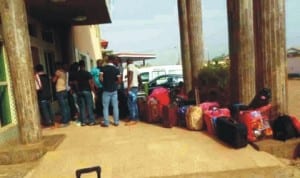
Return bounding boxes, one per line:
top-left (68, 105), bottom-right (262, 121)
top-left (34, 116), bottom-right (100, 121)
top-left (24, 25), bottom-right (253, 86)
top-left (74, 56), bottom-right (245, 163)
top-left (203, 108), bottom-right (230, 135)
top-left (148, 87), bottom-right (170, 106)
top-left (162, 105), bottom-right (178, 128)
top-left (290, 116), bottom-right (300, 134)
top-left (239, 110), bottom-right (263, 142)
top-left (199, 102), bottom-right (220, 111)
top-left (239, 105), bottom-right (273, 142)
top-left (146, 97), bottom-right (161, 123)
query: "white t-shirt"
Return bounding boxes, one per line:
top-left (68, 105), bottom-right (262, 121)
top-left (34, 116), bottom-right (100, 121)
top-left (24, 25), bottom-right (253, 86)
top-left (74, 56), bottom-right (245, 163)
top-left (127, 63), bottom-right (139, 88)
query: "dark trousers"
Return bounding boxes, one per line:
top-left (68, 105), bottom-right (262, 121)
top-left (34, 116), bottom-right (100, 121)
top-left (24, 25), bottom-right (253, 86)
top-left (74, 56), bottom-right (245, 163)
top-left (95, 88), bottom-right (103, 117)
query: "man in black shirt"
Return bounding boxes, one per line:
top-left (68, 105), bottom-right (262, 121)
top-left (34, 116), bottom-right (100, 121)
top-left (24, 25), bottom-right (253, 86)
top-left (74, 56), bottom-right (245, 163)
top-left (76, 60), bottom-right (96, 126)
top-left (100, 55), bottom-right (121, 127)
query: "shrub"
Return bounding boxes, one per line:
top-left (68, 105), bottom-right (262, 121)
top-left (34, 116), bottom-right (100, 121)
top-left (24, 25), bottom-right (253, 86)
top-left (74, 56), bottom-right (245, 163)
top-left (198, 62), bottom-right (230, 106)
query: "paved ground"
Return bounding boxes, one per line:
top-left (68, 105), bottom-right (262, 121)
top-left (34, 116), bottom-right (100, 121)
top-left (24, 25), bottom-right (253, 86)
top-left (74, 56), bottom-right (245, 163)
top-left (25, 121), bottom-right (290, 178)
top-left (1, 79), bottom-right (300, 178)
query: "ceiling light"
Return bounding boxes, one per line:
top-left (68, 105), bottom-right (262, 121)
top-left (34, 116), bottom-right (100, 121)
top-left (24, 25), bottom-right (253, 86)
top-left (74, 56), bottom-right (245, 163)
top-left (49, 0), bottom-right (66, 2)
top-left (73, 16), bottom-right (87, 22)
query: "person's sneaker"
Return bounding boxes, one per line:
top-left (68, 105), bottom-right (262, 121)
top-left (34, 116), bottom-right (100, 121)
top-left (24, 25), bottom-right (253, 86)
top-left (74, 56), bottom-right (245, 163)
top-left (100, 123), bottom-right (109, 127)
top-left (125, 121), bottom-right (138, 126)
top-left (123, 118), bottom-right (130, 122)
top-left (59, 123), bottom-right (69, 128)
top-left (113, 123), bottom-right (119, 127)
top-left (88, 122), bottom-right (96, 126)
top-left (81, 123), bottom-right (87, 126)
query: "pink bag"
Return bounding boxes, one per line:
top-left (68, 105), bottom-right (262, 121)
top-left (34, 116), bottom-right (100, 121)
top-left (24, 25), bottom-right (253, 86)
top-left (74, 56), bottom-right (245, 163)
top-left (199, 102), bottom-right (220, 111)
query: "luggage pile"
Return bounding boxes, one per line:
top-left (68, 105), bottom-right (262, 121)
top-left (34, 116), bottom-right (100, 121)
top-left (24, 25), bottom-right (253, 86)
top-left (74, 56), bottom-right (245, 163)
top-left (138, 87), bottom-right (300, 149)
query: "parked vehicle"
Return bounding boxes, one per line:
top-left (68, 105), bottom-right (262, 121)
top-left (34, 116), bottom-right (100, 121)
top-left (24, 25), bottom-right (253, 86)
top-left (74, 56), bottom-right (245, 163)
top-left (148, 74), bottom-right (184, 94)
top-left (139, 65), bottom-right (183, 84)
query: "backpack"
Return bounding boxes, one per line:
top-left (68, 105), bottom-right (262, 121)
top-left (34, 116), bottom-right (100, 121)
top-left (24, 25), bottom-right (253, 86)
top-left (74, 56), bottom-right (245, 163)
top-left (272, 115), bottom-right (298, 141)
top-left (248, 88), bottom-right (271, 109)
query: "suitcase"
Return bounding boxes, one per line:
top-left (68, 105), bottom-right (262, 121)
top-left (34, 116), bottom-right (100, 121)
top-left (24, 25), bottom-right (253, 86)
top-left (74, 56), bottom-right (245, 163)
top-left (177, 105), bottom-right (189, 127)
top-left (199, 102), bottom-right (220, 111)
top-left (185, 106), bottom-right (203, 131)
top-left (146, 97), bottom-right (161, 123)
top-left (203, 108), bottom-right (230, 135)
top-left (137, 96), bottom-right (147, 121)
top-left (162, 105), bottom-right (178, 128)
top-left (239, 105), bottom-right (272, 142)
top-left (290, 116), bottom-right (300, 135)
top-left (216, 117), bottom-right (248, 149)
top-left (76, 166), bottom-right (101, 178)
top-left (273, 115), bottom-right (298, 141)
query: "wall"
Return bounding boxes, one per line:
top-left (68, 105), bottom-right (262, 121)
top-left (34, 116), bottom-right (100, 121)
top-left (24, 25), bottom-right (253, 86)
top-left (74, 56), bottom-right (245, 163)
top-left (72, 25), bottom-right (103, 69)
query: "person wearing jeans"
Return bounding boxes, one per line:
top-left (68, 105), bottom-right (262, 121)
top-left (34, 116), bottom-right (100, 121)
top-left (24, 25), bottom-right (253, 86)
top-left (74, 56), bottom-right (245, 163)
top-left (125, 59), bottom-right (140, 126)
top-left (34, 64), bottom-right (55, 127)
top-left (77, 90), bottom-right (95, 126)
top-left (53, 63), bottom-right (71, 127)
top-left (56, 90), bottom-right (71, 124)
top-left (127, 87), bottom-right (139, 121)
top-left (100, 55), bottom-right (121, 127)
top-left (75, 60), bottom-right (96, 126)
top-left (102, 90), bottom-right (119, 126)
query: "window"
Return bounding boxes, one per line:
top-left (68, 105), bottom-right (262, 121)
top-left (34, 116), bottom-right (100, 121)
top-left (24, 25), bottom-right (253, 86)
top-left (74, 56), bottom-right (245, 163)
top-left (152, 70), bottom-right (166, 79)
top-left (140, 72), bottom-right (149, 83)
top-left (44, 51), bottom-right (56, 101)
top-left (28, 24), bottom-right (38, 37)
top-left (42, 29), bottom-right (54, 43)
top-left (0, 45), bottom-right (12, 126)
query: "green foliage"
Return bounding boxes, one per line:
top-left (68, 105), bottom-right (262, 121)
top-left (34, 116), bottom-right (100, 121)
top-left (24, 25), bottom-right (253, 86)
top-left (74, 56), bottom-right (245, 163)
top-left (198, 62), bottom-right (230, 106)
top-left (199, 62), bottom-right (229, 89)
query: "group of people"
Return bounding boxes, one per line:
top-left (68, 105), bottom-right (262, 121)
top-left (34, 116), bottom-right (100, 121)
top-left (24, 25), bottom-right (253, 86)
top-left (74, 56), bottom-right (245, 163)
top-left (34, 55), bottom-right (141, 128)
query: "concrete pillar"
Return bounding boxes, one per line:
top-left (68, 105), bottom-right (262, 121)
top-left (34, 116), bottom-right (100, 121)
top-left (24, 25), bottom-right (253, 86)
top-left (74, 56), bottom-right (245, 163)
top-left (186, 0), bottom-right (204, 89)
top-left (253, 0), bottom-right (287, 115)
top-left (227, 0), bottom-right (256, 104)
top-left (0, 0), bottom-right (42, 144)
top-left (177, 0), bottom-right (192, 93)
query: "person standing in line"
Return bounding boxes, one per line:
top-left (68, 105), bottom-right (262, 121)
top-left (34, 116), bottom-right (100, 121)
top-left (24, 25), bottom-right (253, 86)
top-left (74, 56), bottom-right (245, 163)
top-left (113, 57), bottom-right (129, 119)
top-left (52, 62), bottom-right (71, 127)
top-left (100, 55), bottom-right (121, 127)
top-left (76, 60), bottom-right (97, 126)
top-left (125, 59), bottom-right (141, 126)
top-left (68, 62), bottom-right (80, 121)
top-left (90, 59), bottom-right (104, 117)
top-left (34, 64), bottom-right (55, 127)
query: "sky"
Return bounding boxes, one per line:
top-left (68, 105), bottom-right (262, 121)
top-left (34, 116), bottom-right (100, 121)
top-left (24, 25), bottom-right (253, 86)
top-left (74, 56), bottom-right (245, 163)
top-left (101, 0), bottom-right (300, 66)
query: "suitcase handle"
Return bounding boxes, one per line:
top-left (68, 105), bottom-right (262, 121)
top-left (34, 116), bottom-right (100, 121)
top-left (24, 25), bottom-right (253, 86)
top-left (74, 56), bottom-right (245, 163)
top-left (75, 166), bottom-right (101, 178)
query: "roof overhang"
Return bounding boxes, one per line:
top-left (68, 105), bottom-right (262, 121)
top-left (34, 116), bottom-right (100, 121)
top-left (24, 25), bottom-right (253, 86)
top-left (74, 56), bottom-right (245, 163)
top-left (25, 0), bottom-right (111, 26)
top-left (114, 52), bottom-right (156, 62)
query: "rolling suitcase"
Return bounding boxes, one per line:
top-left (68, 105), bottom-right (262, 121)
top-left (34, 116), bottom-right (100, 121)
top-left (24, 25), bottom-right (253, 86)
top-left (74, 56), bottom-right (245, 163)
top-left (185, 106), bottom-right (203, 131)
top-left (203, 108), bottom-right (230, 135)
top-left (146, 97), bottom-right (161, 123)
top-left (137, 96), bottom-right (147, 121)
top-left (76, 166), bottom-right (101, 178)
top-left (216, 117), bottom-right (248, 149)
top-left (177, 105), bottom-right (189, 127)
top-left (162, 104), bottom-right (178, 128)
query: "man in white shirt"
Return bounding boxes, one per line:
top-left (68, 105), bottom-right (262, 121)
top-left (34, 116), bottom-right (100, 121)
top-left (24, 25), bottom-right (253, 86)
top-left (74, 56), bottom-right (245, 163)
top-left (125, 59), bottom-right (140, 126)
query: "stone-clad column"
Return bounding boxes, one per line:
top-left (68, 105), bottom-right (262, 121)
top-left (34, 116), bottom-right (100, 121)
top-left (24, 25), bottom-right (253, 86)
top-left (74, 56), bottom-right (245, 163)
top-left (227, 0), bottom-right (256, 104)
top-left (186, 0), bottom-right (204, 89)
top-left (177, 0), bottom-right (192, 93)
top-left (0, 0), bottom-right (42, 144)
top-left (253, 0), bottom-right (287, 115)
